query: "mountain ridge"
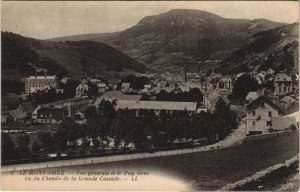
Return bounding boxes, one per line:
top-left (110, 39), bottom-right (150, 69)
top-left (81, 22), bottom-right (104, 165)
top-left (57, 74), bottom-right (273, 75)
top-left (47, 9), bottom-right (287, 72)
top-left (1, 31), bottom-right (147, 81)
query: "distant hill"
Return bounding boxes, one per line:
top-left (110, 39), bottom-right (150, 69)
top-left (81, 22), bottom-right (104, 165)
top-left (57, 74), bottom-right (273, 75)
top-left (48, 9), bottom-right (286, 72)
top-left (2, 32), bottom-right (146, 81)
top-left (216, 23), bottom-right (298, 74)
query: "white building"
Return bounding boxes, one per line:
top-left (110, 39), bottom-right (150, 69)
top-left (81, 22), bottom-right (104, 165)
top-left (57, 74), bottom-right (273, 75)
top-left (115, 100), bottom-right (205, 115)
top-left (246, 96), bottom-right (282, 135)
top-left (75, 83), bottom-right (89, 97)
top-left (25, 75), bottom-right (59, 95)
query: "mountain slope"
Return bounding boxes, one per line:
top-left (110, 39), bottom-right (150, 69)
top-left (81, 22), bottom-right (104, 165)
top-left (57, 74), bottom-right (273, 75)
top-left (2, 32), bottom-right (146, 80)
top-left (216, 23), bottom-right (298, 74)
top-left (49, 9), bottom-right (286, 72)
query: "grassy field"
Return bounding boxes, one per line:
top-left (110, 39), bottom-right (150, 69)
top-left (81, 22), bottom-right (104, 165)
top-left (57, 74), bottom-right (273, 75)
top-left (58, 131), bottom-right (299, 190)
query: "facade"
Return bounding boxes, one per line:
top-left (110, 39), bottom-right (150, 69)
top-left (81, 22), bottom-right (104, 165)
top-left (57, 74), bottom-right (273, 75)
top-left (274, 72), bottom-right (293, 96)
top-left (246, 96), bottom-right (282, 135)
top-left (25, 75), bottom-right (59, 95)
top-left (121, 83), bottom-right (130, 93)
top-left (75, 83), bottom-right (89, 97)
top-left (185, 73), bottom-right (201, 83)
top-left (97, 83), bottom-right (108, 94)
top-left (115, 100), bottom-right (199, 115)
top-left (32, 97), bottom-right (89, 124)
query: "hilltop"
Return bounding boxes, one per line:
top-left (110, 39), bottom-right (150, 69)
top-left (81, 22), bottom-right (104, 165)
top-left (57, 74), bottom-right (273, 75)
top-left (49, 9), bottom-right (286, 72)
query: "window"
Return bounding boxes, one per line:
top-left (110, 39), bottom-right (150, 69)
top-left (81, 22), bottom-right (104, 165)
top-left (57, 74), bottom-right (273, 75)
top-left (252, 121), bottom-right (256, 125)
top-left (252, 111), bottom-right (256, 115)
top-left (268, 111), bottom-right (272, 117)
top-left (267, 121), bottom-right (272, 126)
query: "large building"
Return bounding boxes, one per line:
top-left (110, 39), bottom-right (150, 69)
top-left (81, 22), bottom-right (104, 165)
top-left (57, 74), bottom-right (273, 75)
top-left (274, 72), bottom-right (293, 96)
top-left (25, 75), bottom-right (59, 95)
top-left (32, 97), bottom-right (89, 124)
top-left (246, 96), bottom-right (282, 135)
top-left (115, 100), bottom-right (206, 115)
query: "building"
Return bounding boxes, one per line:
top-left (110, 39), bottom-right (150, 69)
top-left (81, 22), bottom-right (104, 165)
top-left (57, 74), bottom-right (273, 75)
top-left (97, 83), bottom-right (108, 94)
top-left (25, 75), bottom-right (59, 95)
top-left (92, 91), bottom-right (142, 107)
top-left (246, 91), bottom-right (259, 104)
top-left (60, 77), bottom-right (70, 84)
top-left (32, 97), bottom-right (89, 124)
top-left (75, 83), bottom-right (89, 97)
top-left (5, 102), bottom-right (34, 122)
top-left (274, 72), bottom-right (293, 96)
top-left (89, 78), bottom-right (102, 85)
top-left (121, 83), bottom-right (131, 93)
top-left (115, 100), bottom-right (201, 115)
top-left (279, 96), bottom-right (296, 110)
top-left (185, 73), bottom-right (201, 83)
top-left (246, 96), bottom-right (282, 135)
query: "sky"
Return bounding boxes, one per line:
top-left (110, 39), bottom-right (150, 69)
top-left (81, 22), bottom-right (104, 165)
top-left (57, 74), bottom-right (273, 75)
top-left (2, 1), bottom-right (299, 39)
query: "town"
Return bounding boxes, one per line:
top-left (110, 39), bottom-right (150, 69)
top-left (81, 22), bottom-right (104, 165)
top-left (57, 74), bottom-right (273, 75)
top-left (2, 67), bottom-right (299, 162)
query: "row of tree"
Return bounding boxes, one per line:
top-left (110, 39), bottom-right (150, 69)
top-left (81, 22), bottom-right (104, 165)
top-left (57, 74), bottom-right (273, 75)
top-left (156, 88), bottom-right (204, 103)
top-left (2, 98), bottom-right (238, 161)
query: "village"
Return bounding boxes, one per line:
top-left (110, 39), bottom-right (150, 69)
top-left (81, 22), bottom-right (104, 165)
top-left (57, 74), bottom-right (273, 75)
top-left (1, 66), bottom-right (299, 162)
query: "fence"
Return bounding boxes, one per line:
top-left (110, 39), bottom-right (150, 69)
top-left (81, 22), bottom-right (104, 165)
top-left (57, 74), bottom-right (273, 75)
top-left (1, 144), bottom-right (222, 172)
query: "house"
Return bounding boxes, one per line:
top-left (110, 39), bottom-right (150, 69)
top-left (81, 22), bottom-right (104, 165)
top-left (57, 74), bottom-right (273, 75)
top-left (5, 102), bottom-right (34, 122)
top-left (185, 73), bottom-right (201, 83)
top-left (115, 100), bottom-right (200, 115)
top-left (280, 96), bottom-right (296, 110)
top-left (89, 78), bottom-right (102, 85)
top-left (246, 92), bottom-right (259, 104)
top-left (219, 76), bottom-right (233, 90)
top-left (158, 81), bottom-right (168, 88)
top-left (108, 80), bottom-right (117, 90)
top-left (246, 95), bottom-right (282, 135)
top-left (274, 72), bottom-right (293, 96)
top-left (267, 68), bottom-right (275, 75)
top-left (121, 83), bottom-right (130, 93)
top-left (60, 77), bottom-right (70, 84)
top-left (97, 83), bottom-right (108, 94)
top-left (1, 114), bottom-right (13, 124)
top-left (8, 108), bottom-right (27, 122)
top-left (75, 83), bottom-right (89, 97)
top-left (25, 75), bottom-right (59, 95)
top-left (32, 97), bottom-right (89, 124)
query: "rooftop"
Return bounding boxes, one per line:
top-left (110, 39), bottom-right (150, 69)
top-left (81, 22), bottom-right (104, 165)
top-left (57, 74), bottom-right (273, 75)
top-left (27, 75), bottom-right (57, 80)
top-left (116, 100), bottom-right (197, 111)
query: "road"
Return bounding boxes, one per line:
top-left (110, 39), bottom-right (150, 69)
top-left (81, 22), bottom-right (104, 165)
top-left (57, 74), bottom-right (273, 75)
top-left (1, 123), bottom-right (247, 172)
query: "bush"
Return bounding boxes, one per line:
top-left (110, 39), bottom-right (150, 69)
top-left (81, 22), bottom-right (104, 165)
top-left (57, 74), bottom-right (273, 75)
top-left (289, 124), bottom-right (297, 131)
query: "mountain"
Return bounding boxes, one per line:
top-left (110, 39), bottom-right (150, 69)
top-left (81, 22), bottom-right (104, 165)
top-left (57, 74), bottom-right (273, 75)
top-left (48, 9), bottom-right (286, 72)
top-left (216, 23), bottom-right (298, 74)
top-left (1, 32), bottom-right (146, 81)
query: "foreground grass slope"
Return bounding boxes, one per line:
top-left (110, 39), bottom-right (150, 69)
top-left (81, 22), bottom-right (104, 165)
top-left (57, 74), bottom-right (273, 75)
top-left (68, 131), bottom-right (298, 190)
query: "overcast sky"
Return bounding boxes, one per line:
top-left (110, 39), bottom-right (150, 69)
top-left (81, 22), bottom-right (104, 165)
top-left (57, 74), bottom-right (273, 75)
top-left (2, 1), bottom-right (299, 39)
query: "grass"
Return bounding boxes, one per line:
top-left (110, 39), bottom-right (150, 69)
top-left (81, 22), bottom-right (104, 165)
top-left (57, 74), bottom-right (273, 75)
top-left (60, 131), bottom-right (298, 190)
top-left (233, 161), bottom-right (299, 191)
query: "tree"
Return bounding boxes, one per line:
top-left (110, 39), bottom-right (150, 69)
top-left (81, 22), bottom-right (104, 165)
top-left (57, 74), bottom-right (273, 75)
top-left (1, 133), bottom-right (16, 160)
top-left (31, 140), bottom-right (41, 153)
top-left (16, 134), bottom-right (30, 153)
top-left (232, 74), bottom-right (260, 103)
top-left (36, 132), bottom-right (56, 152)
